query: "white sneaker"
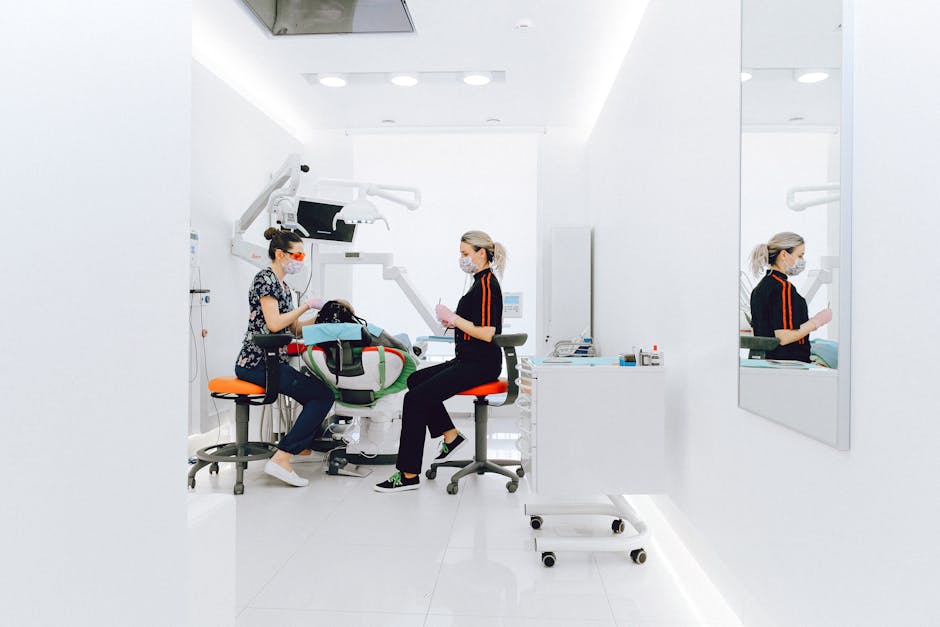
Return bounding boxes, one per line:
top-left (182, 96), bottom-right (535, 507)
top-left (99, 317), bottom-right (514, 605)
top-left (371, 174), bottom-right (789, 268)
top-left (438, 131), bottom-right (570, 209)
top-left (264, 459), bottom-right (309, 487)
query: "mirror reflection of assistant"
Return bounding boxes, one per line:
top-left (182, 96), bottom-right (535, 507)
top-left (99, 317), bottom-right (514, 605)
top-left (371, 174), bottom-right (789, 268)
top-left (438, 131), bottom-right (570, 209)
top-left (748, 232), bottom-right (833, 363)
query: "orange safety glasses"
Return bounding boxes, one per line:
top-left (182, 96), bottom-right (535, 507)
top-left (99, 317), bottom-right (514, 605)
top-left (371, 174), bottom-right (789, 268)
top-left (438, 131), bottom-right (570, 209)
top-left (282, 250), bottom-right (306, 261)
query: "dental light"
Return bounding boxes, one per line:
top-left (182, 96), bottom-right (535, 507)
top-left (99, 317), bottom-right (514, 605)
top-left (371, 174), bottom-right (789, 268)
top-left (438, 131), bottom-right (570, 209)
top-left (316, 180), bottom-right (421, 230)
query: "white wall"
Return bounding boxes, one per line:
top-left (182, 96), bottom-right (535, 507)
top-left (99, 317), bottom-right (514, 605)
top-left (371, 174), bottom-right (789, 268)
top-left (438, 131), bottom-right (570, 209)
top-left (586, 1), bottom-right (940, 626)
top-left (350, 133), bottom-right (540, 357)
top-left (537, 128), bottom-right (590, 357)
top-left (190, 59), bottom-right (352, 433)
top-left (0, 4), bottom-right (190, 625)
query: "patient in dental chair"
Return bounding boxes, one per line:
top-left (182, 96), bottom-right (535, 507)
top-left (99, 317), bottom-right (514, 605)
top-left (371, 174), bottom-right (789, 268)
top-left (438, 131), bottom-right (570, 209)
top-left (314, 299), bottom-right (410, 352)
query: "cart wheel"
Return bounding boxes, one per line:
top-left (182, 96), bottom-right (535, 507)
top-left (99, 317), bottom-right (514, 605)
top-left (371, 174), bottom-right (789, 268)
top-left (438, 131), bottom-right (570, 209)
top-left (515, 467), bottom-right (525, 478)
top-left (506, 481), bottom-right (518, 493)
top-left (234, 483), bottom-right (244, 496)
top-left (612, 519), bottom-right (625, 534)
top-left (209, 462), bottom-right (219, 475)
top-left (541, 552), bottom-right (556, 567)
top-left (630, 548), bottom-right (647, 564)
top-left (446, 483), bottom-right (458, 495)
top-left (187, 477), bottom-right (195, 490)
top-left (530, 515), bottom-right (543, 530)
top-left (426, 468), bottom-right (437, 480)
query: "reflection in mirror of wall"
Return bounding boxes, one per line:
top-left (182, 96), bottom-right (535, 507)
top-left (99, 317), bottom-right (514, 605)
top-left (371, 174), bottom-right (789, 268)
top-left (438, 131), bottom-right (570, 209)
top-left (738, 0), bottom-right (851, 450)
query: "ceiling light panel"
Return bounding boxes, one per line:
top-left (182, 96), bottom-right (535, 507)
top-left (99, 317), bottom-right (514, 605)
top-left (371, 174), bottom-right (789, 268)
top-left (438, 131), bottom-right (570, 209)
top-left (303, 71), bottom-right (506, 87)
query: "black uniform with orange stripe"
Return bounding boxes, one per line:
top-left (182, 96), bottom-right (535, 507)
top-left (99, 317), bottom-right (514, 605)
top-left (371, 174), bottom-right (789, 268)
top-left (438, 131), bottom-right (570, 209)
top-left (749, 269), bottom-right (811, 362)
top-left (454, 267), bottom-right (503, 363)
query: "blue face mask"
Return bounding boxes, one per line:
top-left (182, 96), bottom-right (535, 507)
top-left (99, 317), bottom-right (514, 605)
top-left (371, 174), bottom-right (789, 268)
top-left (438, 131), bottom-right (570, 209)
top-left (459, 256), bottom-right (477, 274)
top-left (285, 259), bottom-right (304, 275)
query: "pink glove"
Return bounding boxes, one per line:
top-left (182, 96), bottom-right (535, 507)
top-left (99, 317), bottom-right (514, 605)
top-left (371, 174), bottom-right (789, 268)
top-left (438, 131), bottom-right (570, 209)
top-left (435, 303), bottom-right (457, 327)
top-left (305, 297), bottom-right (326, 310)
top-left (810, 308), bottom-right (833, 330)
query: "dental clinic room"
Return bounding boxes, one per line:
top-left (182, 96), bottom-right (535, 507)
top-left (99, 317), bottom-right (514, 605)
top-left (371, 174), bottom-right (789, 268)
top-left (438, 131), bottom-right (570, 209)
top-left (4, 1), bottom-right (939, 626)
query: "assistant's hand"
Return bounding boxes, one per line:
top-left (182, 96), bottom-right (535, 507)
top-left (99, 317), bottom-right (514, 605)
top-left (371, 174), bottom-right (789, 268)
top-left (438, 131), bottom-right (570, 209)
top-left (305, 296), bottom-right (326, 310)
top-left (435, 303), bottom-right (457, 328)
top-left (810, 307), bottom-right (833, 330)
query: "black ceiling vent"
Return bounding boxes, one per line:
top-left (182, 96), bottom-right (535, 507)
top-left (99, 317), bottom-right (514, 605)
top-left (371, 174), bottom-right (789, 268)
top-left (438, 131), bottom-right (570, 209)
top-left (241, 0), bottom-right (415, 36)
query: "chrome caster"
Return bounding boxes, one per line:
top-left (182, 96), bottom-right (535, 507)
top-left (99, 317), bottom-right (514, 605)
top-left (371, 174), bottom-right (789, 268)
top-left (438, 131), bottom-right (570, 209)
top-left (515, 467), bottom-right (525, 478)
top-left (233, 482), bottom-right (244, 496)
top-left (209, 462), bottom-right (219, 475)
top-left (426, 468), bottom-right (437, 480)
top-left (446, 483), bottom-right (458, 495)
top-left (506, 481), bottom-right (518, 493)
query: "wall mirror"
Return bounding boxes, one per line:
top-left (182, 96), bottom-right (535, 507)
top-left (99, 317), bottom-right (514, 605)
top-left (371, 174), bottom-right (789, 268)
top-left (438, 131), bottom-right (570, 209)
top-left (738, 0), bottom-right (851, 450)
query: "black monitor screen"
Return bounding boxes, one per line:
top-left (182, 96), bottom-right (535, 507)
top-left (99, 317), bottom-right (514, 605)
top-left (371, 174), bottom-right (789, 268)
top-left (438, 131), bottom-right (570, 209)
top-left (295, 199), bottom-right (356, 242)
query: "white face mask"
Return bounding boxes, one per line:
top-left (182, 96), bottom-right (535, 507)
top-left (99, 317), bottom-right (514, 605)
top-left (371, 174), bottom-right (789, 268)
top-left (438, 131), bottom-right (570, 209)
top-left (284, 259), bottom-right (304, 275)
top-left (459, 256), bottom-right (478, 274)
top-left (785, 257), bottom-right (806, 277)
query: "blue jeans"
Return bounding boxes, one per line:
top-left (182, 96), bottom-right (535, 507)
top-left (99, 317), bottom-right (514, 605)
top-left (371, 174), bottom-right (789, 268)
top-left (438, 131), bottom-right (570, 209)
top-left (235, 361), bottom-right (335, 455)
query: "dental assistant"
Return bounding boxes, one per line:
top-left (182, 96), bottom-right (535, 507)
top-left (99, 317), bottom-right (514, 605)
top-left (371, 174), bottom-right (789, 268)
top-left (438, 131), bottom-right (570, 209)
top-left (375, 230), bottom-right (506, 493)
top-left (748, 231), bottom-right (832, 362)
top-left (234, 228), bottom-right (334, 487)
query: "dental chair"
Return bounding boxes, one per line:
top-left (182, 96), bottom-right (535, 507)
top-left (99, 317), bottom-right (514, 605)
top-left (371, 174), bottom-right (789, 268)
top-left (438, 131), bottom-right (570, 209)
top-left (188, 334), bottom-right (290, 495)
top-left (426, 333), bottom-right (528, 495)
top-left (300, 323), bottom-right (417, 476)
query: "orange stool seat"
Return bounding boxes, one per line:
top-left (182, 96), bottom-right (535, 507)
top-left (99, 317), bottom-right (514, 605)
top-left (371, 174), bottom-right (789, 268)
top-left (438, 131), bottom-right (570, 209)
top-left (208, 376), bottom-right (265, 396)
top-left (458, 379), bottom-right (508, 397)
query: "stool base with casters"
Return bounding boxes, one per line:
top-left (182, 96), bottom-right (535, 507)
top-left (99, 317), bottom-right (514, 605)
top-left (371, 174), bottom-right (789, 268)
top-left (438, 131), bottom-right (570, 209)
top-left (425, 333), bottom-right (527, 495)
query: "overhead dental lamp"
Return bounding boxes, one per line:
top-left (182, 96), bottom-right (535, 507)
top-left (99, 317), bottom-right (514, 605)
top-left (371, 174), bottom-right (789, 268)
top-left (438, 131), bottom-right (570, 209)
top-left (316, 180), bottom-right (421, 230)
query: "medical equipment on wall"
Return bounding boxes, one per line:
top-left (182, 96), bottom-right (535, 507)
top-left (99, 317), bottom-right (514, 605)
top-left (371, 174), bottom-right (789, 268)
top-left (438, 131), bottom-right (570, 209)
top-left (229, 154), bottom-right (443, 335)
top-left (786, 182), bottom-right (840, 212)
top-left (503, 292), bottom-right (523, 318)
top-left (315, 179), bottom-right (420, 230)
top-left (786, 182), bottom-right (841, 302)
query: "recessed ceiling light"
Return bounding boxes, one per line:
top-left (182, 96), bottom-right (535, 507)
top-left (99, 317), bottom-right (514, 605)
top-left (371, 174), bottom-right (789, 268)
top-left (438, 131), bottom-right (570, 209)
top-left (740, 71), bottom-right (753, 82)
top-left (788, 116), bottom-right (805, 122)
top-left (795, 70), bottom-right (829, 84)
top-left (381, 119), bottom-right (396, 125)
top-left (318, 74), bottom-right (347, 87)
top-left (390, 73), bottom-right (419, 87)
top-left (462, 71), bottom-right (492, 86)
top-left (485, 118), bottom-right (501, 125)
top-left (514, 18), bottom-right (533, 31)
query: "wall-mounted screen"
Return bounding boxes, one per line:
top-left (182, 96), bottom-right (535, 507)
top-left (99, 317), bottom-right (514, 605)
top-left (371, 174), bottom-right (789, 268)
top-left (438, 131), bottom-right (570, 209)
top-left (295, 199), bottom-right (356, 242)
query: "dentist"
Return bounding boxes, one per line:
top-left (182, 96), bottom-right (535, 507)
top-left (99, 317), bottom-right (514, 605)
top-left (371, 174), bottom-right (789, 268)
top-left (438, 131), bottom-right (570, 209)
top-left (234, 227), bottom-right (334, 487)
top-left (748, 231), bottom-right (833, 363)
top-left (375, 230), bottom-right (506, 492)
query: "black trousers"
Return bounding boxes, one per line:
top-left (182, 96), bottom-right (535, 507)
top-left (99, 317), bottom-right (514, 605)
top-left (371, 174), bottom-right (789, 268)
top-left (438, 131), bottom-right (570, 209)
top-left (395, 357), bottom-right (501, 474)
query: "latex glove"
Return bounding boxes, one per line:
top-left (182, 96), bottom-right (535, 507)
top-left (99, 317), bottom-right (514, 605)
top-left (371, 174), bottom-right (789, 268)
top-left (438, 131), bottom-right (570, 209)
top-left (809, 307), bottom-right (833, 330)
top-left (435, 303), bottom-right (457, 328)
top-left (305, 296), bottom-right (326, 310)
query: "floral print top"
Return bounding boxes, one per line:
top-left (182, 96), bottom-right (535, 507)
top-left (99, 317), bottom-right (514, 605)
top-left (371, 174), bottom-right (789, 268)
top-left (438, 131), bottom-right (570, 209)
top-left (236, 268), bottom-right (294, 368)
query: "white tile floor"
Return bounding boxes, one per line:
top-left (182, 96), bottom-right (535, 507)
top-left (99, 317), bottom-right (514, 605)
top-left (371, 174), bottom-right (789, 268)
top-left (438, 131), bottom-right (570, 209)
top-left (189, 415), bottom-right (741, 627)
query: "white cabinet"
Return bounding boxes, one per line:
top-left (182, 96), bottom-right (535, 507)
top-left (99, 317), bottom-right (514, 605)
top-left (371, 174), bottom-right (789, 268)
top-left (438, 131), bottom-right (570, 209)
top-left (518, 358), bottom-right (665, 497)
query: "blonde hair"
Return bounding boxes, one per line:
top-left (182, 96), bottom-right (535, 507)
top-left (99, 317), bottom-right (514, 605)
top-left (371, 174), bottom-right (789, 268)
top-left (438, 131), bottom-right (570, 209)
top-left (749, 232), bottom-right (804, 277)
top-left (461, 230), bottom-right (507, 277)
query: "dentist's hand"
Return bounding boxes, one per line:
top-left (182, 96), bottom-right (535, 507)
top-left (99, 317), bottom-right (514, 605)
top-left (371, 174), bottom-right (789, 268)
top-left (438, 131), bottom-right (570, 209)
top-left (809, 307), bottom-right (833, 330)
top-left (435, 303), bottom-right (457, 328)
top-left (305, 297), bottom-right (326, 310)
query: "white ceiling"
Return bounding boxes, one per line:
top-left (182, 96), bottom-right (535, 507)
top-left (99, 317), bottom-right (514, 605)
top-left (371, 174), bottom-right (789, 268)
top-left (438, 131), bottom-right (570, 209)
top-left (192, 0), bottom-right (649, 139)
top-left (741, 0), bottom-right (843, 128)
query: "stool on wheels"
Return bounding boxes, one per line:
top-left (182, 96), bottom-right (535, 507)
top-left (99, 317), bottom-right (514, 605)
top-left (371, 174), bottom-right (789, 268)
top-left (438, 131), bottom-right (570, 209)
top-left (426, 333), bottom-right (528, 495)
top-left (188, 334), bottom-right (291, 495)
